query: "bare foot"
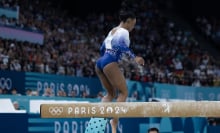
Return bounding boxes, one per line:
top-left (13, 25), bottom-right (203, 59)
top-left (101, 95), bottom-right (113, 102)
top-left (110, 119), bottom-right (117, 133)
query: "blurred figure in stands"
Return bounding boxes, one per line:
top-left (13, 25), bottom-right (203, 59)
top-left (147, 127), bottom-right (159, 133)
top-left (13, 101), bottom-right (21, 110)
top-left (42, 87), bottom-right (54, 97)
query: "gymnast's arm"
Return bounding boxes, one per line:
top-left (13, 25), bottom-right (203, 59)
top-left (121, 44), bottom-right (145, 66)
top-left (99, 42), bottom-right (105, 56)
top-left (119, 29), bottom-right (145, 65)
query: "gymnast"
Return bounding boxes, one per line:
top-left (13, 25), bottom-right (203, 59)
top-left (95, 9), bottom-right (145, 133)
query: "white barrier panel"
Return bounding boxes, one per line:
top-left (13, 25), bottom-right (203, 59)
top-left (0, 99), bottom-right (26, 113)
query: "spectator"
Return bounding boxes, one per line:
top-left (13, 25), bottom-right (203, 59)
top-left (13, 101), bottom-right (21, 110)
top-left (0, 87), bottom-right (3, 94)
top-left (192, 78), bottom-right (201, 87)
top-left (207, 117), bottom-right (220, 126)
top-left (25, 88), bottom-right (33, 96)
top-left (147, 127), bottom-right (159, 133)
top-left (31, 90), bottom-right (39, 96)
top-left (97, 91), bottom-right (104, 99)
top-left (81, 90), bottom-right (89, 98)
top-left (11, 88), bottom-right (21, 96)
top-left (57, 89), bottom-right (67, 97)
top-left (2, 88), bottom-right (9, 94)
top-left (131, 90), bottom-right (140, 100)
top-left (42, 88), bottom-right (54, 97)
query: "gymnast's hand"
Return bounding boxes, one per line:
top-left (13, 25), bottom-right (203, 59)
top-left (134, 56), bottom-right (145, 66)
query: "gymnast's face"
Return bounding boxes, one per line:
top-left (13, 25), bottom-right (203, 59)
top-left (126, 18), bottom-right (136, 32)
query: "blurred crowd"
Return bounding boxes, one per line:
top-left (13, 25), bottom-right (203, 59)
top-left (0, 0), bottom-right (220, 88)
top-left (195, 16), bottom-right (220, 46)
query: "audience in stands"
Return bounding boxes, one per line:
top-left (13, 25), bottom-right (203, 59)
top-left (0, 0), bottom-right (220, 97)
top-left (196, 16), bottom-right (220, 45)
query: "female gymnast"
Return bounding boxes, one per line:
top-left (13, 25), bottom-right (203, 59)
top-left (95, 10), bottom-right (145, 133)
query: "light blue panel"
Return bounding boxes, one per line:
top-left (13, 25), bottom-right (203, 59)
top-left (154, 82), bottom-right (220, 101)
top-left (160, 117), bottom-right (172, 132)
top-left (0, 7), bottom-right (19, 19)
top-left (203, 125), bottom-right (207, 133)
top-left (29, 118), bottom-right (57, 123)
top-left (28, 127), bottom-right (54, 132)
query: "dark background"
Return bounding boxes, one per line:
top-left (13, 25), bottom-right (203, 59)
top-left (55, 0), bottom-right (220, 19)
top-left (172, 0), bottom-right (220, 18)
top-left (58, 0), bottom-right (123, 16)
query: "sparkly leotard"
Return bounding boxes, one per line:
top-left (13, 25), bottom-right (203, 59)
top-left (96, 27), bottom-right (135, 70)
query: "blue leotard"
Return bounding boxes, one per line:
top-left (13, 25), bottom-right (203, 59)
top-left (96, 27), bottom-right (135, 71)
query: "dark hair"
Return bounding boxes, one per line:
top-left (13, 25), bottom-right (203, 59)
top-left (119, 10), bottom-right (136, 22)
top-left (148, 127), bottom-right (159, 133)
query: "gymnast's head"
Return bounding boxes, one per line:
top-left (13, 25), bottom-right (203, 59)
top-left (119, 9), bottom-right (136, 32)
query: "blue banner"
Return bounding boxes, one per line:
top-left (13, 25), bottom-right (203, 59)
top-left (0, 69), bottom-right (220, 101)
top-left (1, 114), bottom-right (207, 133)
top-left (0, 70), bottom-right (25, 94)
top-left (154, 83), bottom-right (220, 101)
top-left (25, 72), bottom-right (103, 97)
top-left (126, 80), bottom-right (153, 101)
top-left (0, 113), bottom-right (28, 132)
top-left (0, 113), bottom-right (218, 133)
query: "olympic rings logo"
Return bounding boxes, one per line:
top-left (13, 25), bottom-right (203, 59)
top-left (0, 77), bottom-right (12, 90)
top-left (49, 107), bottom-right (63, 115)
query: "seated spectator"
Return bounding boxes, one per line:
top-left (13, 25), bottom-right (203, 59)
top-left (207, 117), bottom-right (220, 126)
top-left (31, 90), bottom-right (39, 96)
top-left (57, 89), bottom-right (67, 97)
top-left (42, 88), bottom-right (54, 97)
top-left (2, 88), bottom-right (9, 94)
top-left (192, 78), bottom-right (201, 87)
top-left (0, 87), bottom-right (3, 94)
top-left (13, 101), bottom-right (21, 110)
top-left (11, 88), bottom-right (21, 96)
top-left (25, 88), bottom-right (33, 96)
top-left (147, 127), bottom-right (159, 133)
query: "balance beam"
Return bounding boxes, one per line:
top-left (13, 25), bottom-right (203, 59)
top-left (40, 101), bottom-right (220, 118)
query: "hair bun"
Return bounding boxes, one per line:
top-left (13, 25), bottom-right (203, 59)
top-left (119, 9), bottom-right (136, 22)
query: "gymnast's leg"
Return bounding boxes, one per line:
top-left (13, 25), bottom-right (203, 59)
top-left (85, 66), bottom-right (115, 133)
top-left (103, 62), bottom-right (128, 133)
top-left (95, 65), bottom-right (116, 102)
